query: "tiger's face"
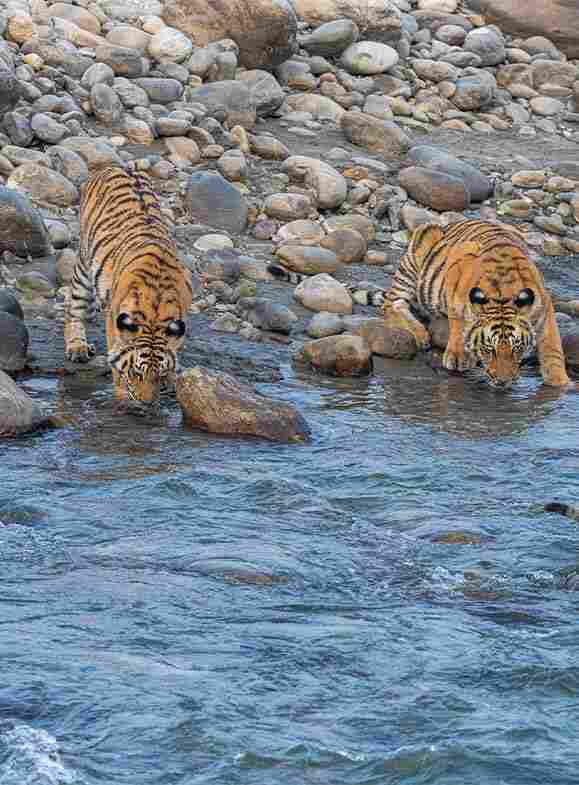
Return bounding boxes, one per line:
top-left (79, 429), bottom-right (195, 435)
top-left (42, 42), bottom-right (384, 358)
top-left (465, 284), bottom-right (536, 388)
top-left (107, 307), bottom-right (187, 406)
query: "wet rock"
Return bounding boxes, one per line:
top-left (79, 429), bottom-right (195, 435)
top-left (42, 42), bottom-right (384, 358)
top-left (0, 188), bottom-right (52, 258)
top-left (341, 113), bottom-right (411, 156)
top-left (163, 0), bottom-right (297, 71)
top-left (349, 317), bottom-right (418, 359)
top-left (294, 273), bottom-right (353, 314)
top-left (0, 369), bottom-right (48, 436)
top-left (321, 228), bottom-right (367, 264)
top-left (530, 96), bottom-right (565, 116)
top-left (55, 248), bottom-right (78, 285)
top-left (177, 365), bottom-right (309, 442)
top-left (0, 291), bottom-right (24, 321)
top-left (406, 145), bottom-right (492, 202)
top-left (294, 334), bottom-right (372, 377)
top-left (0, 312), bottom-right (28, 372)
top-left (187, 80), bottom-right (256, 128)
top-left (398, 167), bottom-right (471, 212)
top-left (429, 315), bottom-right (450, 351)
top-left (275, 245), bottom-right (341, 275)
top-left (7, 164), bottom-right (78, 208)
top-left (341, 41), bottom-right (399, 75)
top-left (184, 171), bottom-right (248, 233)
top-left (562, 333), bottom-right (579, 367)
top-left (236, 297), bottom-right (297, 334)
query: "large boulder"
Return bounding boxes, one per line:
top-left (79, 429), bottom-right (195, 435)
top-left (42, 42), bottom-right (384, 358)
top-left (176, 366), bottom-right (310, 442)
top-left (468, 0), bottom-right (579, 59)
top-left (292, 0), bottom-right (401, 42)
top-left (162, 0), bottom-right (298, 70)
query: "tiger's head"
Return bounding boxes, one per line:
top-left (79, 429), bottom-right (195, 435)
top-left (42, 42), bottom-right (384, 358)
top-left (465, 285), bottom-right (536, 388)
top-left (107, 295), bottom-right (188, 407)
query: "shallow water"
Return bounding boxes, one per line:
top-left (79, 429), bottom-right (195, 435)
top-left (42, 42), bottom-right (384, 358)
top-left (2, 359), bottom-right (579, 785)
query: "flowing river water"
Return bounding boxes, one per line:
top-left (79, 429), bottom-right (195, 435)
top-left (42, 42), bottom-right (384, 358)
top-left (1, 356), bottom-right (579, 785)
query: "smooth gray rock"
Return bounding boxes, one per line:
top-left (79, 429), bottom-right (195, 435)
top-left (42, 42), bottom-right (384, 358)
top-left (184, 171), bottom-right (248, 233)
top-left (407, 145), bottom-right (493, 202)
top-left (0, 188), bottom-right (52, 258)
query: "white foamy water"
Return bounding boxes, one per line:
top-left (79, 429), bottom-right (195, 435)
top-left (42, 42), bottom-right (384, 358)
top-left (0, 725), bottom-right (79, 785)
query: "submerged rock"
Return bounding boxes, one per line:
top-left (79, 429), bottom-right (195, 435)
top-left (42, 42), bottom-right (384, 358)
top-left (177, 365), bottom-right (310, 442)
top-left (294, 334), bottom-right (372, 376)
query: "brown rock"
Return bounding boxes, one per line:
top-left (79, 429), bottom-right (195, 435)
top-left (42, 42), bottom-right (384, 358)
top-left (321, 228), bottom-right (367, 264)
top-left (398, 166), bottom-right (471, 212)
top-left (562, 332), bottom-right (579, 367)
top-left (349, 317), bottom-right (418, 359)
top-left (176, 366), bottom-right (310, 442)
top-left (295, 334), bottom-right (372, 376)
top-left (162, 0), bottom-right (297, 70)
top-left (275, 244), bottom-right (341, 275)
top-left (468, 0), bottom-right (579, 59)
top-left (341, 112), bottom-right (411, 156)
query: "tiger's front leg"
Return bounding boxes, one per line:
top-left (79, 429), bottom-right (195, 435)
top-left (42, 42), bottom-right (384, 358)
top-left (64, 276), bottom-right (96, 362)
top-left (442, 318), bottom-right (476, 371)
top-left (537, 301), bottom-right (570, 387)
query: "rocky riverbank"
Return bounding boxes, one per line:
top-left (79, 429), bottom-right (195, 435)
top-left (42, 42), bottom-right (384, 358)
top-left (1, 0), bottom-right (579, 433)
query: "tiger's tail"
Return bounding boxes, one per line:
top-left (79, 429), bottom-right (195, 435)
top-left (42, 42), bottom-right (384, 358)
top-left (267, 264), bottom-right (305, 284)
top-left (544, 502), bottom-right (579, 522)
top-left (348, 287), bottom-right (386, 307)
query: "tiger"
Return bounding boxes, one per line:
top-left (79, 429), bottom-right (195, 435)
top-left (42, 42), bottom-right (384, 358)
top-left (64, 166), bottom-right (193, 406)
top-left (348, 220), bottom-right (570, 388)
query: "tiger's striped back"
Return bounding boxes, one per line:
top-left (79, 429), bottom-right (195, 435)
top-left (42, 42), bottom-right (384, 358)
top-left (64, 166), bottom-right (193, 405)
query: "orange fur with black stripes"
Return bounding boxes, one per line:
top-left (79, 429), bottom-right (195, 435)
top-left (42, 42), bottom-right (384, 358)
top-left (351, 220), bottom-right (569, 388)
top-left (64, 166), bottom-right (193, 405)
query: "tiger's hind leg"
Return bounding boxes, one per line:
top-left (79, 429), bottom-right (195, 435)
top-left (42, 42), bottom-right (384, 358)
top-left (537, 300), bottom-right (570, 386)
top-left (64, 258), bottom-right (96, 363)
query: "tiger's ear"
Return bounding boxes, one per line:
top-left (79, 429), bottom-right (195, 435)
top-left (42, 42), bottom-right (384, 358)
top-left (116, 313), bottom-right (139, 332)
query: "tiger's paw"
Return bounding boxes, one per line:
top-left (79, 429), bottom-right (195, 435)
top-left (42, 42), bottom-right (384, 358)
top-left (442, 346), bottom-right (473, 372)
top-left (65, 341), bottom-right (95, 363)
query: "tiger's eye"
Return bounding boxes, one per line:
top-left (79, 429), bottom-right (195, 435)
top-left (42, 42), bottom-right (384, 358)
top-left (469, 287), bottom-right (489, 305)
top-left (514, 288), bottom-right (535, 308)
top-left (117, 312), bottom-right (139, 332)
top-left (166, 319), bottom-right (186, 337)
